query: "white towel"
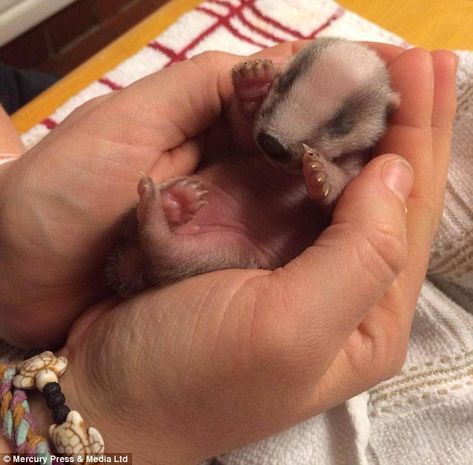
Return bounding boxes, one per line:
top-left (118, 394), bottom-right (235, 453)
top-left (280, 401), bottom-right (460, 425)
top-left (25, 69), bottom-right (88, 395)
top-left (13, 1), bottom-right (473, 463)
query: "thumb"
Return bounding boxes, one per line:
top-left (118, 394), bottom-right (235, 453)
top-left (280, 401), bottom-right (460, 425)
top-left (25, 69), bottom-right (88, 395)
top-left (252, 154), bottom-right (414, 366)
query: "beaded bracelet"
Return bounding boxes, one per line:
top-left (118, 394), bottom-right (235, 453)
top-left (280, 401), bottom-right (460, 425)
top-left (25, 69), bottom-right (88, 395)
top-left (1, 350), bottom-right (104, 456)
top-left (0, 364), bottom-right (51, 458)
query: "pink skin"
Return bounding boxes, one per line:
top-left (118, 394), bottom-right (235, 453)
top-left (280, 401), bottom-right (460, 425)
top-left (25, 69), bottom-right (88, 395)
top-left (109, 58), bottom-right (327, 296)
top-left (138, 176), bottom-right (208, 228)
top-left (109, 152), bottom-right (328, 295)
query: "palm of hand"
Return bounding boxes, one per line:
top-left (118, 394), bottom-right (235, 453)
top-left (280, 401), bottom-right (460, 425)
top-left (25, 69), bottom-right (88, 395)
top-left (0, 44), bottom-right (312, 347)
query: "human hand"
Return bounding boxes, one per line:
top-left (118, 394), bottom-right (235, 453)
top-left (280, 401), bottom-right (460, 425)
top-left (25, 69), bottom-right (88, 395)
top-left (25, 46), bottom-right (456, 464)
top-left (0, 43), bottom-right (314, 348)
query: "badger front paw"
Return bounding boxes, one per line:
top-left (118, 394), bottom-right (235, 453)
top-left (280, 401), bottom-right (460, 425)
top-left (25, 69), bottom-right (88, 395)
top-left (302, 144), bottom-right (331, 201)
top-left (232, 59), bottom-right (277, 118)
top-left (302, 144), bottom-right (352, 212)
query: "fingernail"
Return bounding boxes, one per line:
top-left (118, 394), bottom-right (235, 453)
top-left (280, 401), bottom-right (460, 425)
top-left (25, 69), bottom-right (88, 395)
top-left (382, 158), bottom-right (414, 203)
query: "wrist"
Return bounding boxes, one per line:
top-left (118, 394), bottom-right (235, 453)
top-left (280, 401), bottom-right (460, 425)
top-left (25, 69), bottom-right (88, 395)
top-left (56, 344), bottom-right (199, 465)
top-left (23, 352), bottom-right (108, 459)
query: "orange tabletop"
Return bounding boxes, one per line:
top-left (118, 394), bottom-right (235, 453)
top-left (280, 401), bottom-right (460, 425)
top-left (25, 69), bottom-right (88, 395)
top-left (12, 0), bottom-right (473, 133)
top-left (339, 0), bottom-right (473, 50)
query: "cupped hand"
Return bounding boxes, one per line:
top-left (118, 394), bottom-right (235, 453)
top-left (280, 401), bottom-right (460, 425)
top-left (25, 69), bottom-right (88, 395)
top-left (30, 47), bottom-right (454, 465)
top-left (0, 42), bottom-right (312, 348)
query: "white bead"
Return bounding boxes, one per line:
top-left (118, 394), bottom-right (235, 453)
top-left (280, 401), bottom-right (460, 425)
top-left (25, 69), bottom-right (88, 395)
top-left (49, 410), bottom-right (105, 456)
top-left (13, 351), bottom-right (68, 391)
top-left (35, 369), bottom-right (59, 391)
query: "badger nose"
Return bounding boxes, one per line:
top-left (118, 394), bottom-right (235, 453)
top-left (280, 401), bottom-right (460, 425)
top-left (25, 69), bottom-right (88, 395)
top-left (256, 132), bottom-right (291, 162)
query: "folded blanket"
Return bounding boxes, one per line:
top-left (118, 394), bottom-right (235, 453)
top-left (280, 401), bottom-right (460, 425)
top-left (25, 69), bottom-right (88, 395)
top-left (14, 1), bottom-right (473, 464)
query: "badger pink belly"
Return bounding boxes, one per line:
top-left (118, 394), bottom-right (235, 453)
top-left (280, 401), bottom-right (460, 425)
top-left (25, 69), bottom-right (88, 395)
top-left (109, 153), bottom-right (328, 296)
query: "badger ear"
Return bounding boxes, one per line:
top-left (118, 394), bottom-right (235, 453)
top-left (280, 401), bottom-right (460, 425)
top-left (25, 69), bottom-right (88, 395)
top-left (387, 91), bottom-right (401, 115)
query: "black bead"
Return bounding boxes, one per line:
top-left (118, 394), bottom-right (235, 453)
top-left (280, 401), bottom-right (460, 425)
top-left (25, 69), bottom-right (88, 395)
top-left (42, 382), bottom-right (61, 397)
top-left (23, 348), bottom-right (44, 360)
top-left (53, 404), bottom-right (71, 424)
top-left (46, 391), bottom-right (66, 410)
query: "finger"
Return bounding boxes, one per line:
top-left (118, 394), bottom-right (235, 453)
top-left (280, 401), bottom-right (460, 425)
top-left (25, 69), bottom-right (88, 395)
top-left (249, 154), bottom-right (413, 375)
top-left (104, 43), bottom-right (306, 152)
top-left (375, 49), bottom-right (435, 302)
top-left (150, 135), bottom-right (206, 182)
top-left (384, 47), bottom-right (434, 132)
top-left (363, 41), bottom-right (405, 64)
top-left (250, 40), bottom-right (310, 64)
top-left (430, 50), bottom-right (457, 224)
top-left (320, 51), bottom-right (456, 389)
top-left (252, 40), bottom-right (403, 66)
top-left (117, 43), bottom-right (314, 180)
top-left (61, 93), bottom-right (113, 123)
top-left (378, 48), bottom-right (434, 199)
top-left (315, 54), bottom-right (455, 400)
top-left (431, 50), bottom-right (458, 128)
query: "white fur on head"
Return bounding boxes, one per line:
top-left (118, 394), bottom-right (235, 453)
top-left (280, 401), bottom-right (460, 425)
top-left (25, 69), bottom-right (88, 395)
top-left (254, 38), bottom-right (398, 164)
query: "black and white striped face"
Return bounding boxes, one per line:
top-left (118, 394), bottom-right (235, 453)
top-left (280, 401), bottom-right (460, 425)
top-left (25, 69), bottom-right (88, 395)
top-left (253, 38), bottom-right (399, 169)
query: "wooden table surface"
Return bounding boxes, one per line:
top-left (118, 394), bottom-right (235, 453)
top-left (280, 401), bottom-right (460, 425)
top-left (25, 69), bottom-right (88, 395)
top-left (12, 0), bottom-right (473, 133)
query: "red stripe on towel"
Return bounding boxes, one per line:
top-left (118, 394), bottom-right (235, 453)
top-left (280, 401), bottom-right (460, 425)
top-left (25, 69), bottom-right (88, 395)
top-left (207, 0), bottom-right (294, 43)
top-left (42, 117), bottom-right (57, 129)
top-left (177, 18), bottom-right (223, 61)
top-left (197, 5), bottom-right (268, 48)
top-left (99, 77), bottom-right (123, 90)
top-left (149, 0), bottom-right (262, 65)
top-left (247, 2), bottom-right (307, 39)
top-left (307, 7), bottom-right (345, 38)
top-left (148, 41), bottom-right (179, 61)
top-left (207, 0), bottom-right (287, 44)
top-left (248, 2), bottom-right (344, 40)
top-left (148, 14), bottom-right (229, 65)
top-left (234, 10), bottom-right (287, 43)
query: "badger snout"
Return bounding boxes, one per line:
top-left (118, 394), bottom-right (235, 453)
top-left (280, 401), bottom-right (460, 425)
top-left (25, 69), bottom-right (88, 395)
top-left (256, 132), bottom-right (292, 163)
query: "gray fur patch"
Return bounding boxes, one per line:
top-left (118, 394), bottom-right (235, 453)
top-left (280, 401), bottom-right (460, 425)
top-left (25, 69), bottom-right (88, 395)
top-left (263, 38), bottom-right (340, 120)
top-left (275, 37), bottom-right (334, 94)
top-left (327, 85), bottom-right (388, 138)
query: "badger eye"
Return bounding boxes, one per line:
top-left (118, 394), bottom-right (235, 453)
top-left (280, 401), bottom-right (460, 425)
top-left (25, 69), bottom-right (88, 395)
top-left (257, 132), bottom-right (291, 161)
